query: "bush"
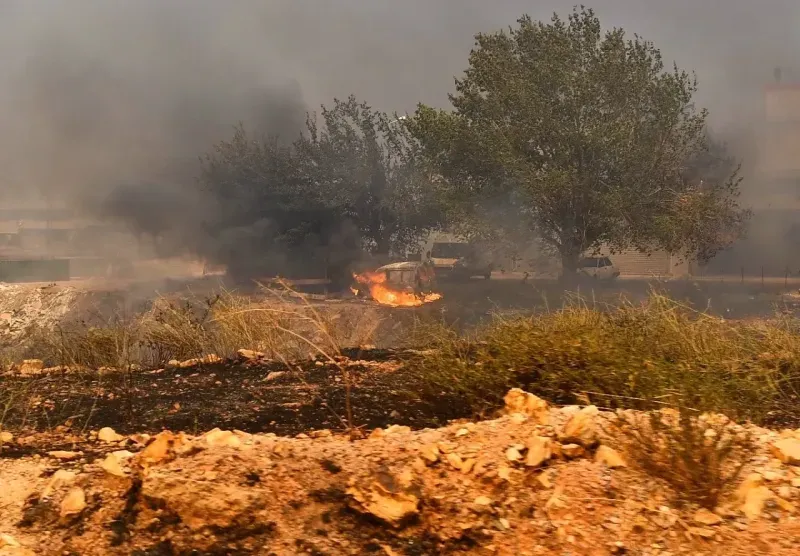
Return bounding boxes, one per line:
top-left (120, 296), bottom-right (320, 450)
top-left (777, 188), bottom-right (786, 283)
top-left (403, 293), bottom-right (800, 424)
top-left (613, 407), bottom-right (752, 509)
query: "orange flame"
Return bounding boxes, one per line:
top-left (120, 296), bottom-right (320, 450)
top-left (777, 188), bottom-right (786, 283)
top-left (353, 270), bottom-right (442, 307)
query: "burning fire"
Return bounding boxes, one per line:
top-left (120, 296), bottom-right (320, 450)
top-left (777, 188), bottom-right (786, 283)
top-left (352, 271), bottom-right (442, 307)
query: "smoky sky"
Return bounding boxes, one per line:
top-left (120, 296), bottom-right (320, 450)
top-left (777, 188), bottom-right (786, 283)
top-left (0, 0), bottom-right (797, 271)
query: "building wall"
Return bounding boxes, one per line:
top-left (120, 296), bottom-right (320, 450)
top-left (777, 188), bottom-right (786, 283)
top-left (758, 84), bottom-right (800, 184)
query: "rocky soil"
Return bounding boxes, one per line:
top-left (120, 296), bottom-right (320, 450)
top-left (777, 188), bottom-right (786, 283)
top-left (2, 389), bottom-right (800, 555)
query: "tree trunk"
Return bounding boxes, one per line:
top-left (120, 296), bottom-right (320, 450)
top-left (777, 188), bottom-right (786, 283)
top-left (559, 250), bottom-right (580, 286)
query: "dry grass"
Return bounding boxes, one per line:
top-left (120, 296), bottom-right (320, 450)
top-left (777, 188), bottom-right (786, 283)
top-left (404, 293), bottom-right (800, 424)
top-left (612, 407), bottom-right (752, 509)
top-left (0, 284), bottom-right (385, 431)
top-left (9, 285), bottom-right (384, 370)
top-left (4, 289), bottom-right (800, 429)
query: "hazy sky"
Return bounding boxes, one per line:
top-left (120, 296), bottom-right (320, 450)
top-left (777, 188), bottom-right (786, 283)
top-left (0, 0), bottom-right (797, 204)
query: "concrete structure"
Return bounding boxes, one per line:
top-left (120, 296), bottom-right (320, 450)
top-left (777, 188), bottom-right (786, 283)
top-left (704, 80), bottom-right (800, 277)
top-left (602, 249), bottom-right (690, 278)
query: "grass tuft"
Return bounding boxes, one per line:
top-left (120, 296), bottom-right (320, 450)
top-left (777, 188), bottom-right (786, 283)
top-left (612, 406), bottom-right (752, 509)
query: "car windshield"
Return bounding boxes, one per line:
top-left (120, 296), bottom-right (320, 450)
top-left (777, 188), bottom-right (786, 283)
top-left (579, 257), bottom-right (601, 268)
top-left (431, 242), bottom-right (472, 258)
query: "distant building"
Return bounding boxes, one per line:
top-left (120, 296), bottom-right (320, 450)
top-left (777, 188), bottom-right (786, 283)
top-left (704, 80), bottom-right (800, 276)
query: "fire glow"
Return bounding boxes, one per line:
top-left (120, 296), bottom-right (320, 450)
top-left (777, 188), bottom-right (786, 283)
top-left (352, 271), bottom-right (442, 307)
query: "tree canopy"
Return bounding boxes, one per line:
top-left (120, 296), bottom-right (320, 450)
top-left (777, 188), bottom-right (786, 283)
top-left (294, 96), bottom-right (442, 256)
top-left (197, 96), bottom-right (442, 283)
top-left (408, 6), bottom-right (749, 274)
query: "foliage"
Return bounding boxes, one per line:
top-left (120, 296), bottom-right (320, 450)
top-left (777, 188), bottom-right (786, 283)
top-left (199, 125), bottom-right (352, 280)
top-left (198, 96), bottom-right (442, 282)
top-left (408, 7), bottom-right (749, 274)
top-left (403, 293), bottom-right (800, 425)
top-left (295, 96), bottom-right (443, 255)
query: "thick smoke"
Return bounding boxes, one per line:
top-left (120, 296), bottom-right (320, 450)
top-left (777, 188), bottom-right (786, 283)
top-left (0, 0), bottom-right (798, 278)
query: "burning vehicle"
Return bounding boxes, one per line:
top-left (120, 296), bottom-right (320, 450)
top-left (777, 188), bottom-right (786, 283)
top-left (351, 261), bottom-right (442, 307)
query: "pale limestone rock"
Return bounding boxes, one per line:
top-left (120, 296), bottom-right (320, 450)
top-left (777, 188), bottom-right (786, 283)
top-left (98, 427), bottom-right (124, 442)
top-left (771, 438), bottom-right (800, 466)
top-left (560, 405), bottom-right (600, 447)
top-left (525, 436), bottom-right (552, 468)
top-left (595, 445), bottom-right (626, 468)
top-left (60, 487), bottom-right (86, 517)
top-left (503, 388), bottom-right (550, 425)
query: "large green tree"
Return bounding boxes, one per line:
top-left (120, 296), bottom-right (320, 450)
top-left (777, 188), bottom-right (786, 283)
top-left (295, 95), bottom-right (442, 256)
top-left (408, 7), bottom-right (749, 275)
top-left (198, 125), bottom-right (355, 281)
top-left (195, 95), bottom-right (443, 283)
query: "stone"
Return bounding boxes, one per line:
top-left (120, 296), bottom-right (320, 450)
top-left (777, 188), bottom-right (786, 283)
top-left (346, 470), bottom-right (420, 526)
top-left (525, 436), bottom-right (552, 468)
top-left (689, 526), bottom-right (716, 539)
top-left (560, 443), bottom-right (585, 459)
top-left (98, 427), bottom-right (124, 442)
top-left (736, 473), bottom-right (764, 501)
top-left (595, 445), bottom-right (626, 468)
top-left (743, 486), bottom-right (774, 520)
top-left (0, 431), bottom-right (12, 443)
top-left (265, 371), bottom-right (286, 381)
top-left (608, 541), bottom-right (626, 554)
top-left (19, 359), bottom-right (44, 375)
top-left (503, 388), bottom-right (550, 425)
top-left (505, 446), bottom-right (523, 462)
top-left (771, 438), bottom-right (800, 466)
top-left (693, 508), bottom-right (722, 526)
top-left (204, 429), bottom-right (242, 448)
top-left (60, 487), bottom-right (86, 517)
top-left (139, 431), bottom-right (178, 465)
top-left (778, 486), bottom-right (794, 500)
top-left (775, 496), bottom-right (796, 514)
top-left (447, 453), bottom-right (464, 470)
top-left (0, 534), bottom-right (21, 548)
top-left (48, 450), bottom-right (81, 461)
top-left (497, 466), bottom-right (512, 481)
top-left (537, 470), bottom-right (555, 489)
top-left (474, 495), bottom-right (493, 506)
top-left (560, 405), bottom-right (600, 447)
top-left (461, 459), bottom-right (476, 474)
top-left (42, 469), bottom-right (77, 498)
top-left (237, 348), bottom-right (264, 360)
top-left (100, 451), bottom-right (133, 477)
top-left (419, 445), bottom-right (440, 464)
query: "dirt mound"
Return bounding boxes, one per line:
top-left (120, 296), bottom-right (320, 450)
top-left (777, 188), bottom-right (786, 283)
top-left (2, 391), bottom-right (800, 555)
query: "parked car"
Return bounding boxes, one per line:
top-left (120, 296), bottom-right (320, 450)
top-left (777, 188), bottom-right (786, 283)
top-left (577, 256), bottom-right (620, 280)
top-left (428, 241), bottom-right (493, 281)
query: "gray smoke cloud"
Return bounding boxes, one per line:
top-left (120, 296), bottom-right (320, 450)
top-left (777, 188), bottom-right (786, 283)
top-left (0, 0), bottom-right (796, 274)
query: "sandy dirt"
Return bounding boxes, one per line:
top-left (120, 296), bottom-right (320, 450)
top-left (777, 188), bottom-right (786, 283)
top-left (2, 391), bottom-right (800, 555)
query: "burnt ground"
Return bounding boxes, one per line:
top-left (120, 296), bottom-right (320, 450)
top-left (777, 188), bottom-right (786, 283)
top-left (0, 349), bottom-right (469, 444)
top-left (3, 275), bottom-right (800, 458)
